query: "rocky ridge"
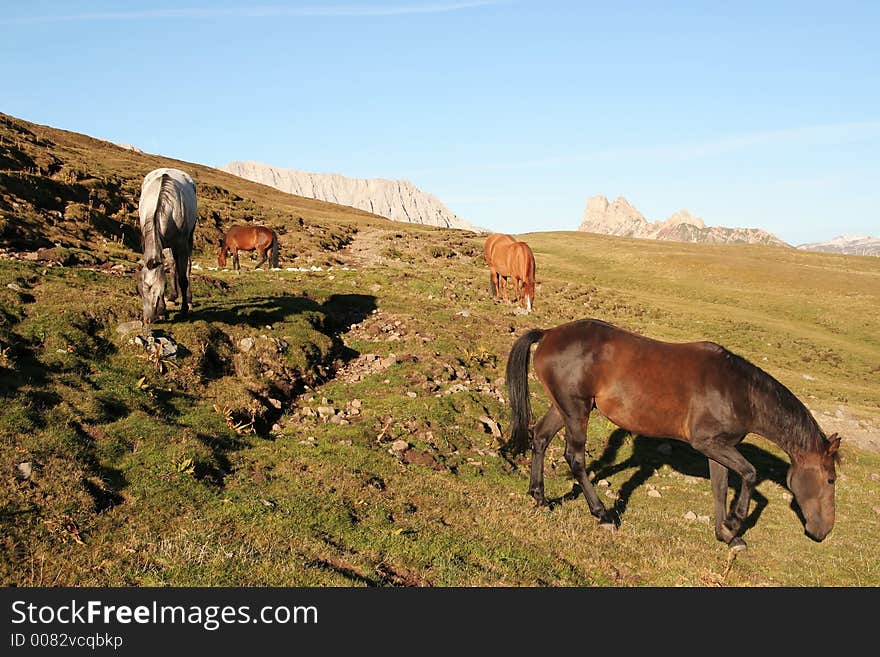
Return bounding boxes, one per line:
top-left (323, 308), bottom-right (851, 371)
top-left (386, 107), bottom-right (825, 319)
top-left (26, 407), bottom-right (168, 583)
top-left (221, 160), bottom-right (480, 232)
top-left (578, 195), bottom-right (788, 246)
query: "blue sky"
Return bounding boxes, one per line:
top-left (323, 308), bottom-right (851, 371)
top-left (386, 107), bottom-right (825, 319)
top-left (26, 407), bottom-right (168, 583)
top-left (2, 0), bottom-right (878, 244)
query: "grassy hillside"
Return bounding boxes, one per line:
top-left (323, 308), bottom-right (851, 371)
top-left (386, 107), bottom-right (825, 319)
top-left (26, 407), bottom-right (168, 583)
top-left (1, 113), bottom-right (878, 586)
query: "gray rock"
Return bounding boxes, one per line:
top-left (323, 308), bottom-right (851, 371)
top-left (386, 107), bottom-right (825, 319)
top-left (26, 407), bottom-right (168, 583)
top-left (239, 337), bottom-right (256, 352)
top-left (683, 511), bottom-right (697, 520)
top-left (647, 489), bottom-right (662, 498)
top-left (316, 406), bottom-right (336, 417)
top-left (116, 320), bottom-right (144, 335)
top-left (16, 462), bottom-right (32, 479)
top-left (390, 439), bottom-right (409, 453)
top-left (6, 283), bottom-right (23, 292)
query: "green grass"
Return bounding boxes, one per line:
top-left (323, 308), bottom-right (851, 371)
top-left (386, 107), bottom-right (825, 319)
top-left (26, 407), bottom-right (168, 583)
top-left (1, 112), bottom-right (879, 587)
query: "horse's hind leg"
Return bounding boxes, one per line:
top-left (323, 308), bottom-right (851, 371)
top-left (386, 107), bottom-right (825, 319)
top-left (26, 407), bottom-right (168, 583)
top-left (529, 405), bottom-right (564, 506)
top-left (560, 401), bottom-right (616, 526)
top-left (255, 247), bottom-right (268, 270)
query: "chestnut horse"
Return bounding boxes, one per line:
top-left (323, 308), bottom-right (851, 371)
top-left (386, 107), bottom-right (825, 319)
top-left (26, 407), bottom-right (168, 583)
top-left (505, 318), bottom-right (840, 550)
top-left (483, 233), bottom-right (536, 312)
top-left (218, 225), bottom-right (279, 270)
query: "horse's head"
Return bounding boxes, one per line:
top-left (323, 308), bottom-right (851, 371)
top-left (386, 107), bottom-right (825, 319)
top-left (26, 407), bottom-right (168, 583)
top-left (521, 279), bottom-right (535, 312)
top-left (136, 257), bottom-right (167, 324)
top-left (786, 433), bottom-right (840, 541)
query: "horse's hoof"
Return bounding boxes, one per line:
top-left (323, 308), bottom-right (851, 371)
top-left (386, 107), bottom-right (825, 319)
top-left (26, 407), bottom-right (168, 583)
top-left (728, 537), bottom-right (747, 552)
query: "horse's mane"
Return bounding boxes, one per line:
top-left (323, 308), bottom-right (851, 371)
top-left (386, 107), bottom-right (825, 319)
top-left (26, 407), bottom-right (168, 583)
top-left (721, 348), bottom-right (827, 455)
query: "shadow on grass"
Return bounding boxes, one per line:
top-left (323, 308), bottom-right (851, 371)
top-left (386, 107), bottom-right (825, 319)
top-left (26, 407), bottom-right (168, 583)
top-left (547, 429), bottom-right (790, 539)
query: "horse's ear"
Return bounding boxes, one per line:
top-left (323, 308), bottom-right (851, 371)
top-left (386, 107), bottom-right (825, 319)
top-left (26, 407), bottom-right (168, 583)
top-left (826, 433), bottom-right (841, 455)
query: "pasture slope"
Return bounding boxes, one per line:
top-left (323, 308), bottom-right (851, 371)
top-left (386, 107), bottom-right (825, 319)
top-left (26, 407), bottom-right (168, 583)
top-left (1, 113), bottom-right (879, 587)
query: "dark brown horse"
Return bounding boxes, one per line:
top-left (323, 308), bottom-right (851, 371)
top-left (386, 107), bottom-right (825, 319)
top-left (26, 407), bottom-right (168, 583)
top-left (218, 225), bottom-right (279, 270)
top-left (505, 318), bottom-right (840, 550)
top-left (484, 233), bottom-right (536, 312)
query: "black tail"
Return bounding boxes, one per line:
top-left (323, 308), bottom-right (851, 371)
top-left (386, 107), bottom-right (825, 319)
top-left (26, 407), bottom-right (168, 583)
top-left (270, 234), bottom-right (280, 268)
top-left (505, 328), bottom-right (545, 455)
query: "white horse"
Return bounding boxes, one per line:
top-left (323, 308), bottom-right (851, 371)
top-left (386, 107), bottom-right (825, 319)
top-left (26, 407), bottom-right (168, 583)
top-left (136, 168), bottom-right (198, 323)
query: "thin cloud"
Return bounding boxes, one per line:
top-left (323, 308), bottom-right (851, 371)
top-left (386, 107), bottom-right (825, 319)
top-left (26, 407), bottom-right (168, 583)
top-left (406, 120), bottom-right (880, 175)
top-left (1, 1), bottom-right (500, 25)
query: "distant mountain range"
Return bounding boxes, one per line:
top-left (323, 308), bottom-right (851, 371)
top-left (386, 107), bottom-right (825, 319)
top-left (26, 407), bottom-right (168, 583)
top-left (221, 161), bottom-right (480, 232)
top-left (796, 235), bottom-right (880, 256)
top-left (578, 195), bottom-right (789, 246)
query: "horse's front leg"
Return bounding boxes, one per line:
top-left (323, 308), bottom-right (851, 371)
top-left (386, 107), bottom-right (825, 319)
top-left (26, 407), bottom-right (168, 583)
top-left (559, 402), bottom-right (616, 526)
top-left (255, 248), bottom-right (267, 270)
top-left (232, 247), bottom-right (240, 271)
top-left (529, 405), bottom-right (564, 505)
top-left (174, 250), bottom-right (190, 315)
top-left (695, 435), bottom-right (753, 548)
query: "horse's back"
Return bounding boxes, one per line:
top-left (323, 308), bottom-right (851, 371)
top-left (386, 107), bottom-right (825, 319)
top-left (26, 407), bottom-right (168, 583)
top-left (510, 241), bottom-right (535, 278)
top-left (485, 233), bottom-right (516, 262)
top-left (138, 167), bottom-right (197, 234)
top-left (534, 319), bottom-right (750, 440)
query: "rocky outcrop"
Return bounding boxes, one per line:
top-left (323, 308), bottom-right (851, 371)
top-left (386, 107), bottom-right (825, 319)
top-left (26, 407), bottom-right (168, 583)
top-left (221, 160), bottom-right (480, 232)
top-left (797, 235), bottom-right (880, 256)
top-left (578, 195), bottom-right (788, 247)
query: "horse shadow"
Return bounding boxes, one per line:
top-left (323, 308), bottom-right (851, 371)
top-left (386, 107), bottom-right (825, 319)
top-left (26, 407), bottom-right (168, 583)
top-left (189, 293), bottom-right (378, 437)
top-left (549, 429), bottom-right (790, 534)
top-left (188, 293), bottom-right (376, 334)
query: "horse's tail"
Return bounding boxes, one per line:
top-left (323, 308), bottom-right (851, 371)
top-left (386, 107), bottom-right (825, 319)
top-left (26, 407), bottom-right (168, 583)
top-left (505, 328), bottom-right (545, 455)
top-left (143, 173), bottom-right (173, 267)
top-left (270, 233), bottom-right (280, 268)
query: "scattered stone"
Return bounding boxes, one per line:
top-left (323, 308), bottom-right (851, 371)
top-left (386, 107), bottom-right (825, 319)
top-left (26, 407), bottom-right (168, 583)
top-left (267, 398), bottom-right (282, 410)
top-left (116, 320), bottom-right (143, 335)
top-left (478, 416), bottom-right (502, 439)
top-left (406, 391), bottom-right (417, 398)
top-left (6, 283), bottom-right (23, 292)
top-left (683, 511), bottom-right (697, 521)
top-left (403, 449), bottom-right (441, 469)
top-left (271, 423), bottom-right (282, 433)
top-left (131, 335), bottom-right (178, 358)
top-left (870, 473), bottom-right (879, 482)
top-left (647, 489), bottom-right (662, 498)
top-left (316, 406), bottom-right (336, 417)
top-left (351, 399), bottom-right (363, 409)
top-left (802, 374), bottom-right (816, 381)
top-left (238, 337), bottom-right (256, 352)
top-left (455, 311), bottom-right (470, 317)
top-left (390, 439), bottom-right (409, 453)
top-left (697, 515), bottom-right (710, 524)
top-left (604, 489), bottom-right (618, 500)
top-left (337, 439), bottom-right (353, 446)
top-left (873, 506), bottom-right (880, 515)
top-left (597, 479), bottom-right (610, 488)
top-left (16, 462), bottom-right (32, 480)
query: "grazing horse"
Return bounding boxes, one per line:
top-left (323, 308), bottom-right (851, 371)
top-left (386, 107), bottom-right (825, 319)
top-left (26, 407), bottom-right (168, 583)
top-left (483, 233), bottom-right (536, 312)
top-left (218, 225), bottom-right (279, 270)
top-left (136, 168), bottom-right (197, 324)
top-left (505, 318), bottom-right (840, 550)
